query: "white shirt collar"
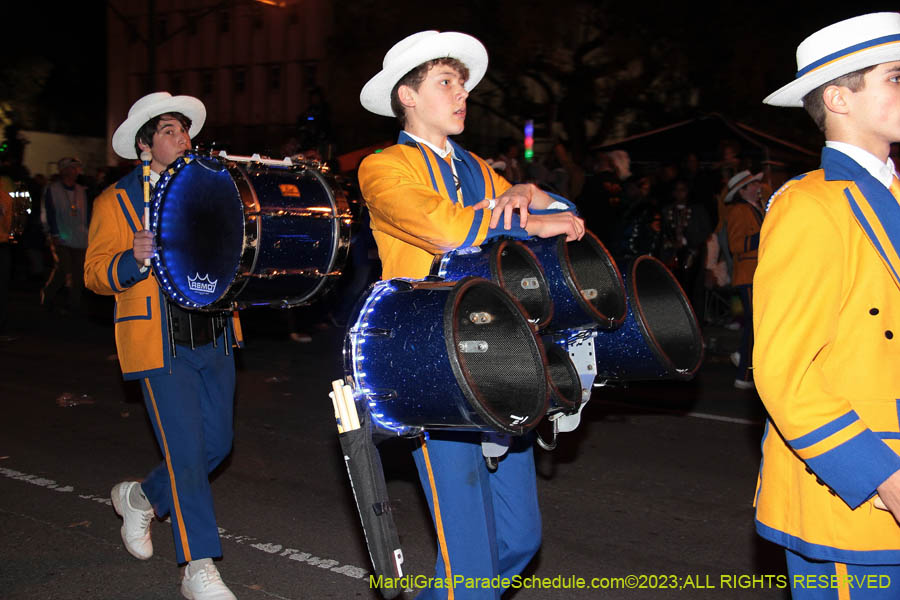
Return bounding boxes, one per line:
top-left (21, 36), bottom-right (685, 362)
top-left (403, 131), bottom-right (457, 160)
top-left (825, 141), bottom-right (897, 189)
top-left (149, 170), bottom-right (161, 188)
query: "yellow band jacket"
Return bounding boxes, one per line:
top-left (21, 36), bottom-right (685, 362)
top-left (84, 167), bottom-right (243, 380)
top-left (753, 148), bottom-right (900, 563)
top-left (358, 132), bottom-right (574, 280)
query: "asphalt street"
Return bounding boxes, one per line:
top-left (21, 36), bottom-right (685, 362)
top-left (0, 288), bottom-right (787, 599)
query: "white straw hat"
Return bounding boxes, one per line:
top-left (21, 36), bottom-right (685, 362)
top-left (764, 12), bottom-right (900, 107)
top-left (724, 170), bottom-right (763, 203)
top-left (112, 92), bottom-right (206, 159)
top-left (360, 31), bottom-right (488, 117)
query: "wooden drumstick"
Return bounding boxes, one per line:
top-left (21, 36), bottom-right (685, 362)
top-left (332, 379), bottom-right (351, 433)
top-left (140, 151), bottom-right (152, 267)
top-left (329, 390), bottom-right (344, 434)
top-left (342, 384), bottom-right (361, 431)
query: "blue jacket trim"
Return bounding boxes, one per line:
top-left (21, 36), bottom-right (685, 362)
top-left (107, 255), bottom-right (122, 294)
top-left (114, 296), bottom-right (153, 322)
top-left (755, 520), bottom-right (900, 564)
top-left (846, 189), bottom-right (900, 283)
top-left (788, 410), bottom-right (858, 450)
top-left (804, 429), bottom-right (900, 508)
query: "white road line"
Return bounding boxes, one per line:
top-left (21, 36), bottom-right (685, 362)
top-left (0, 464), bottom-right (370, 580)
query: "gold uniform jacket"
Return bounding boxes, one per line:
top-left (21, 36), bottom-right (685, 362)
top-left (358, 133), bottom-right (574, 280)
top-left (725, 201), bottom-right (763, 287)
top-left (84, 167), bottom-right (243, 380)
top-left (753, 148), bottom-right (900, 563)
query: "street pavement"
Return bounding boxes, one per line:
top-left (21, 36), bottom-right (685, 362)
top-left (0, 287), bottom-right (788, 599)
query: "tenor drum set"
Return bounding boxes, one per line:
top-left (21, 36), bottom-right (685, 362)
top-left (149, 149), bottom-right (703, 442)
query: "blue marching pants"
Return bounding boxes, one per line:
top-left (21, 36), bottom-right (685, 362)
top-left (139, 336), bottom-right (235, 564)
top-left (412, 431), bottom-right (542, 599)
top-left (785, 549), bottom-right (900, 599)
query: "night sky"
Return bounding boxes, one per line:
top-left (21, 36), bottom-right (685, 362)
top-left (1, 1), bottom-right (896, 143)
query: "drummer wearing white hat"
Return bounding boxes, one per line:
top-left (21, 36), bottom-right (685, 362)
top-left (753, 13), bottom-right (900, 595)
top-left (357, 31), bottom-right (585, 597)
top-left (85, 92), bottom-right (242, 600)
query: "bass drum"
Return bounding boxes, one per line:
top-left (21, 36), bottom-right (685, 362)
top-left (149, 152), bottom-right (351, 311)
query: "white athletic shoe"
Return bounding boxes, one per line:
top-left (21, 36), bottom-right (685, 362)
top-left (730, 351), bottom-right (741, 367)
top-left (181, 560), bottom-right (237, 600)
top-left (734, 378), bottom-right (756, 390)
top-left (110, 481), bottom-right (154, 560)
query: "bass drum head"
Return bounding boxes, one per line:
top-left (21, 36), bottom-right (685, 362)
top-left (152, 156), bottom-right (244, 309)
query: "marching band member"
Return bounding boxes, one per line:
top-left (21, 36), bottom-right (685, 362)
top-left (357, 31), bottom-right (584, 598)
top-left (85, 92), bottom-right (242, 600)
top-left (754, 12), bottom-right (900, 597)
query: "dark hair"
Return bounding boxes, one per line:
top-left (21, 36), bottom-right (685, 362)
top-left (134, 112), bottom-right (192, 158)
top-left (389, 58), bottom-right (470, 128)
top-left (802, 65), bottom-right (876, 133)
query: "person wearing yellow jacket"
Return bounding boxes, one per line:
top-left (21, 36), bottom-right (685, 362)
top-left (755, 12), bottom-right (900, 597)
top-left (724, 170), bottom-right (764, 389)
top-left (85, 92), bottom-right (241, 600)
top-left (358, 31), bottom-right (584, 599)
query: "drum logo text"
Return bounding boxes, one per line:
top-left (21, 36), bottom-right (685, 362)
top-left (188, 273), bottom-right (218, 295)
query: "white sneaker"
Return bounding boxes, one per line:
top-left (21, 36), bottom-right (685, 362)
top-left (110, 481), bottom-right (154, 560)
top-left (730, 351), bottom-right (740, 367)
top-left (181, 560), bottom-right (237, 600)
top-left (734, 378), bottom-right (755, 390)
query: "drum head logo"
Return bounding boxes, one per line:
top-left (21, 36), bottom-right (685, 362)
top-left (188, 273), bottom-right (218, 295)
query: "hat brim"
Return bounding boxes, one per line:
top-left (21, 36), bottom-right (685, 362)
top-left (725, 173), bottom-right (763, 203)
top-left (764, 43), bottom-right (900, 107)
top-left (360, 32), bottom-right (488, 117)
top-left (112, 95), bottom-right (206, 159)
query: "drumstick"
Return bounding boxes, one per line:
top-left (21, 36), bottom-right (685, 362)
top-left (140, 151), bottom-right (152, 267)
top-left (342, 384), bottom-right (361, 431)
top-left (328, 391), bottom-right (344, 434)
top-left (332, 379), bottom-right (351, 433)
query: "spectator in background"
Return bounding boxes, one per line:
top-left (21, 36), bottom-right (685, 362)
top-left (723, 170), bottom-right (764, 390)
top-left (41, 157), bottom-right (91, 314)
top-left (660, 179), bottom-right (712, 317)
top-left (617, 173), bottom-right (662, 260)
top-left (0, 187), bottom-right (12, 339)
top-left (494, 138), bottom-right (524, 183)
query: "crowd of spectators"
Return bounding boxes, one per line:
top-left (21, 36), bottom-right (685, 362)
top-left (488, 138), bottom-right (790, 332)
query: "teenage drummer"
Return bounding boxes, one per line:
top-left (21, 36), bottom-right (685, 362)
top-left (357, 31), bottom-right (584, 598)
top-left (84, 92), bottom-right (242, 600)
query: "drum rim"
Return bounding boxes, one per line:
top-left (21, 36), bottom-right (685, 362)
top-left (543, 341), bottom-right (581, 412)
top-left (150, 154), bottom-right (244, 310)
top-left (488, 239), bottom-right (554, 329)
top-left (442, 276), bottom-right (548, 435)
top-left (626, 254), bottom-right (704, 379)
top-left (556, 230), bottom-right (627, 329)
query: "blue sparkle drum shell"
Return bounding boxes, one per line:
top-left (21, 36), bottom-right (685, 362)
top-left (150, 152), bottom-right (350, 310)
top-left (431, 238), bottom-right (553, 329)
top-left (524, 231), bottom-right (627, 332)
top-left (592, 255), bottom-right (704, 381)
top-left (343, 277), bottom-right (549, 436)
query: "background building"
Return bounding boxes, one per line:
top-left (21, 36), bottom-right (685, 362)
top-left (106, 0), bottom-right (332, 164)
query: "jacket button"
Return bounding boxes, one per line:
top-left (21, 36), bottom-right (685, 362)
top-left (870, 308), bottom-right (880, 315)
top-left (887, 331), bottom-right (894, 340)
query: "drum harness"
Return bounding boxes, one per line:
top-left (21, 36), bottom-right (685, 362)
top-left (165, 301), bottom-right (231, 357)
